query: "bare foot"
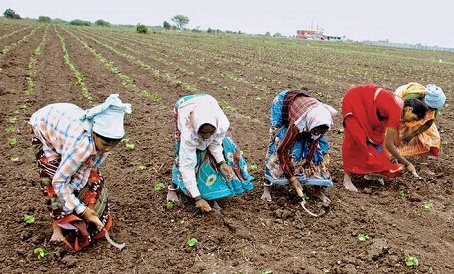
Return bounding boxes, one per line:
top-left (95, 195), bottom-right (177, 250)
top-left (419, 166), bottom-right (435, 176)
top-left (343, 173), bottom-right (358, 192)
top-left (212, 200), bottom-right (222, 210)
top-left (261, 186), bottom-right (272, 202)
top-left (50, 222), bottom-right (64, 242)
top-left (312, 187), bottom-right (331, 207)
top-left (166, 190), bottom-right (179, 202)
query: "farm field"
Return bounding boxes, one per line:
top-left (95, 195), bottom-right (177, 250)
top-left (1, 18), bottom-right (454, 273)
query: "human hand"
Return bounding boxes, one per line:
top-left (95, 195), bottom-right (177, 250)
top-left (289, 176), bottom-right (304, 198)
top-left (195, 199), bottom-right (212, 212)
top-left (219, 163), bottom-right (235, 181)
top-left (83, 208), bottom-right (104, 229)
top-left (405, 163), bottom-right (420, 178)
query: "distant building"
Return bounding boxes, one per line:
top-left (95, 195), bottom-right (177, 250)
top-left (296, 29), bottom-right (325, 40)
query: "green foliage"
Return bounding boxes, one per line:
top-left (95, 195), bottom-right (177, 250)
top-left (8, 137), bottom-right (17, 147)
top-left (405, 254), bottom-right (419, 267)
top-left (357, 233), bottom-right (370, 242)
top-left (5, 125), bottom-right (14, 133)
top-left (3, 8), bottom-right (20, 19)
top-left (24, 214), bottom-right (35, 224)
top-left (171, 15), bottom-right (190, 30)
top-left (249, 163), bottom-right (258, 171)
top-left (121, 137), bottom-right (135, 150)
top-left (38, 16), bottom-right (51, 23)
top-left (261, 271), bottom-right (273, 274)
top-left (136, 24), bottom-right (148, 34)
top-left (422, 202), bottom-right (433, 211)
top-left (70, 19), bottom-right (91, 26)
top-left (153, 182), bottom-right (165, 191)
top-left (95, 19), bottom-right (111, 27)
top-left (165, 201), bottom-right (174, 209)
top-left (137, 164), bottom-right (147, 171)
top-left (10, 156), bottom-right (19, 163)
top-left (9, 116), bottom-right (17, 123)
top-left (163, 21), bottom-right (171, 30)
top-left (34, 247), bottom-right (49, 259)
top-left (186, 237), bottom-right (198, 247)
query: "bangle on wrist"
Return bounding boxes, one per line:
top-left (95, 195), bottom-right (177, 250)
top-left (168, 184), bottom-right (179, 191)
top-left (194, 196), bottom-right (203, 202)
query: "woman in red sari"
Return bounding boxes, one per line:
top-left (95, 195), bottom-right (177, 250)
top-left (341, 84), bottom-right (427, 192)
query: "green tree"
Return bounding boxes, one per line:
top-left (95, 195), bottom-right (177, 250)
top-left (70, 19), bottom-right (91, 26)
top-left (171, 15), bottom-right (189, 30)
top-left (3, 8), bottom-right (20, 19)
top-left (38, 16), bottom-right (51, 23)
top-left (163, 21), bottom-right (171, 30)
top-left (95, 19), bottom-right (111, 27)
top-left (136, 24), bottom-right (148, 34)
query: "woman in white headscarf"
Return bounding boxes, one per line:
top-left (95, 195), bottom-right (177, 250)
top-left (29, 94), bottom-right (131, 251)
top-left (262, 89), bottom-right (337, 212)
top-left (167, 94), bottom-right (254, 213)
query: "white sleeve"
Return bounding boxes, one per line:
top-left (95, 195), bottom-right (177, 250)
top-left (178, 133), bottom-right (201, 198)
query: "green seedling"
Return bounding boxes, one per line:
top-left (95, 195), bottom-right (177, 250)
top-left (405, 254), bottom-right (419, 267)
top-left (8, 117), bottom-right (17, 123)
top-left (10, 156), bottom-right (19, 163)
top-left (24, 214), bottom-right (35, 224)
top-left (125, 143), bottom-right (135, 150)
top-left (165, 201), bottom-right (174, 209)
top-left (121, 138), bottom-right (135, 150)
top-left (143, 90), bottom-right (151, 97)
top-left (261, 270), bottom-right (273, 274)
top-left (5, 125), bottom-right (14, 133)
top-left (34, 247), bottom-right (49, 259)
top-left (249, 163), bottom-right (258, 171)
top-left (186, 237), bottom-right (198, 247)
top-left (357, 233), bottom-right (370, 242)
top-left (399, 190), bottom-right (406, 197)
top-left (422, 202), bottom-right (433, 211)
top-left (8, 138), bottom-right (17, 147)
top-left (153, 182), bottom-right (165, 191)
top-left (137, 164), bottom-right (147, 171)
top-left (303, 193), bottom-right (310, 201)
top-left (19, 103), bottom-right (29, 109)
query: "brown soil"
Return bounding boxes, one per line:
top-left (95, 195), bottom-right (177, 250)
top-left (1, 21), bottom-right (453, 274)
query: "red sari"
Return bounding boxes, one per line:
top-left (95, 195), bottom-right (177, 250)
top-left (341, 85), bottom-right (404, 177)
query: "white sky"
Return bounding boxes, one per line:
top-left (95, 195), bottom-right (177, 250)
top-left (1, 0), bottom-right (453, 48)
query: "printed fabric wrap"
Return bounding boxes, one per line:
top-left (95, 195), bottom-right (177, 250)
top-left (172, 94), bottom-right (254, 200)
top-left (342, 85), bottom-right (404, 177)
top-left (265, 90), bottom-right (333, 187)
top-left (32, 136), bottom-right (111, 252)
top-left (395, 83), bottom-right (441, 157)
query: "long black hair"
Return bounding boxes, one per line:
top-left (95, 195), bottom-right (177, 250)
top-left (404, 98), bottom-right (428, 119)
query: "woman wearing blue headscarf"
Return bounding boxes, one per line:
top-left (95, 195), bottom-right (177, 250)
top-left (29, 94), bottom-right (131, 251)
top-left (395, 83), bottom-right (446, 175)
